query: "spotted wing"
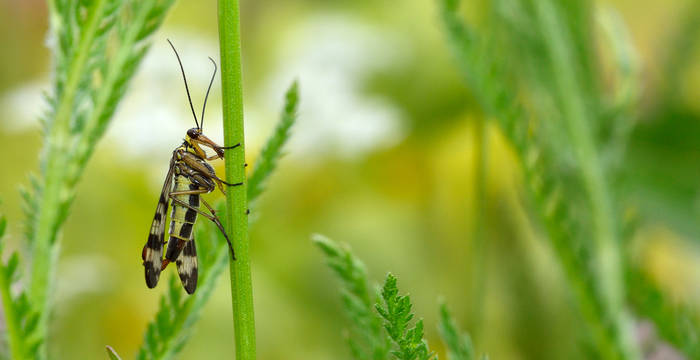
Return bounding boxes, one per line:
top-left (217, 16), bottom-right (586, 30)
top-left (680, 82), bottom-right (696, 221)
top-left (142, 155), bottom-right (176, 288)
top-left (176, 238), bottom-right (198, 294)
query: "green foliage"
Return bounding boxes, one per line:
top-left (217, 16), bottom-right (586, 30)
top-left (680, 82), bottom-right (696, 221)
top-left (316, 235), bottom-right (481, 360)
top-left (440, 0), bottom-right (643, 359)
top-left (136, 82), bottom-right (300, 358)
top-left (0, 0), bottom-right (175, 358)
top-left (248, 81), bottom-right (299, 206)
top-left (313, 234), bottom-right (390, 360)
top-left (0, 213), bottom-right (41, 359)
top-left (438, 303), bottom-right (473, 360)
top-left (376, 274), bottom-right (435, 360)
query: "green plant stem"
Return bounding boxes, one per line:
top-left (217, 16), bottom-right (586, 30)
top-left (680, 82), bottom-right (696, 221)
top-left (0, 272), bottom-right (24, 359)
top-left (534, 2), bottom-right (637, 359)
top-left (29, 0), bottom-right (107, 351)
top-left (218, 0), bottom-right (256, 359)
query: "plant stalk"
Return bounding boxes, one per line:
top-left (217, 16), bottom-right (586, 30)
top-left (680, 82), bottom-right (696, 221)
top-left (534, 1), bottom-right (638, 359)
top-left (218, 0), bottom-right (256, 358)
top-left (29, 0), bottom-right (108, 355)
top-left (71, 0), bottom-right (156, 181)
top-left (0, 271), bottom-right (25, 359)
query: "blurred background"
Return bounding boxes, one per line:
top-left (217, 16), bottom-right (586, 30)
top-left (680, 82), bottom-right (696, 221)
top-left (0, 0), bottom-right (699, 358)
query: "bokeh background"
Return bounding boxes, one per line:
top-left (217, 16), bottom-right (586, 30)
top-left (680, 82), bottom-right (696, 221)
top-left (1, 0), bottom-right (699, 358)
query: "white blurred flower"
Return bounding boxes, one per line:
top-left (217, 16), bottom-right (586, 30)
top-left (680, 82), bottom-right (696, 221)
top-left (255, 13), bottom-right (408, 160)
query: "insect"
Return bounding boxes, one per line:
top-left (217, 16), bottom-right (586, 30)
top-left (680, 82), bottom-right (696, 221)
top-left (142, 40), bottom-right (240, 294)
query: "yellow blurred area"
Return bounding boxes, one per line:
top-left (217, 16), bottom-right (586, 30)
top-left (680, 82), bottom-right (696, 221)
top-left (0, 0), bottom-right (698, 359)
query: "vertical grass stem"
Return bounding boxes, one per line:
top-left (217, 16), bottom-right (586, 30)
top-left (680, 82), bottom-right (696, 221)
top-left (217, 0), bottom-right (256, 358)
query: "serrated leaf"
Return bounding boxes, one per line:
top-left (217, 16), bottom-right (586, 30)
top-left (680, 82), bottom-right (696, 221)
top-left (248, 81), bottom-right (299, 204)
top-left (376, 273), bottom-right (435, 360)
top-left (315, 235), bottom-right (390, 359)
top-left (438, 302), bottom-right (474, 360)
top-left (439, 1), bottom-right (638, 358)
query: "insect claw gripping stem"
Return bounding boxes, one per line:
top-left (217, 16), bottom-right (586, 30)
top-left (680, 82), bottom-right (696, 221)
top-left (220, 142), bottom-right (241, 149)
top-left (228, 245), bottom-right (236, 260)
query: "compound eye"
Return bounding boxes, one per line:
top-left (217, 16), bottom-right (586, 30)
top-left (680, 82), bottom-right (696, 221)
top-left (187, 128), bottom-right (199, 139)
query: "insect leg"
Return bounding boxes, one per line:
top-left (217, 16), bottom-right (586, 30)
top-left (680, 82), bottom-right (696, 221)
top-left (170, 189), bottom-right (209, 196)
top-left (200, 198), bottom-right (236, 260)
top-left (168, 195), bottom-right (236, 260)
top-left (159, 188), bottom-right (210, 270)
top-left (201, 174), bottom-right (242, 195)
top-left (194, 140), bottom-right (240, 160)
top-left (219, 143), bottom-right (241, 149)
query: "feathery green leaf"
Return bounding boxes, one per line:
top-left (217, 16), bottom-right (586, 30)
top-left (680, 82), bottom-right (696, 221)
top-left (7, 0), bottom-right (176, 358)
top-left (439, 0), bottom-right (640, 359)
top-left (438, 303), bottom-right (474, 360)
top-left (248, 81), bottom-right (299, 205)
top-left (0, 214), bottom-right (41, 360)
top-left (376, 273), bottom-right (435, 360)
top-left (313, 234), bottom-right (390, 360)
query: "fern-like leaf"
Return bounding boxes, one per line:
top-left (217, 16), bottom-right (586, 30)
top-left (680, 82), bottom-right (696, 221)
top-left (376, 273), bottom-right (435, 360)
top-left (9, 0), bottom-right (177, 358)
top-left (438, 303), bottom-right (474, 360)
top-left (316, 236), bottom-right (484, 360)
top-left (248, 81), bottom-right (299, 206)
top-left (313, 234), bottom-right (390, 360)
top-left (439, 1), bottom-right (642, 359)
top-left (0, 214), bottom-right (42, 360)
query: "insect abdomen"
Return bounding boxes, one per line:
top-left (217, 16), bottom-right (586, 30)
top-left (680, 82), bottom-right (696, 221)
top-left (165, 175), bottom-right (199, 262)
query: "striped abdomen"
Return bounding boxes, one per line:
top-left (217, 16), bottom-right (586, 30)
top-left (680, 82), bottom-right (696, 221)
top-left (165, 174), bottom-right (199, 262)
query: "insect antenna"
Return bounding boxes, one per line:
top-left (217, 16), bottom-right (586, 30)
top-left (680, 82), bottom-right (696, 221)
top-left (167, 39), bottom-right (200, 129)
top-left (200, 57), bottom-right (217, 130)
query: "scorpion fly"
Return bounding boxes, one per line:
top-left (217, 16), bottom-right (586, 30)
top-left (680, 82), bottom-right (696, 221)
top-left (142, 40), bottom-right (240, 294)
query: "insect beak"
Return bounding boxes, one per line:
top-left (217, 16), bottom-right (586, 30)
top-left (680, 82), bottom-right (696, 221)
top-left (196, 134), bottom-right (225, 157)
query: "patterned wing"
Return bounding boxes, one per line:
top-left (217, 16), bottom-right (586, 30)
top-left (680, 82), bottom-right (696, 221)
top-left (176, 238), bottom-right (198, 294)
top-left (142, 155), bottom-right (176, 288)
